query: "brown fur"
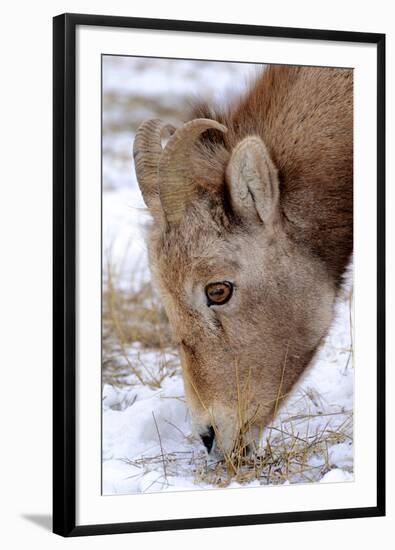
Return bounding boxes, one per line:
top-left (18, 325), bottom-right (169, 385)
top-left (140, 65), bottom-right (353, 453)
top-left (192, 65), bottom-right (353, 283)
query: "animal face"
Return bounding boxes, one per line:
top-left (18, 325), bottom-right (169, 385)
top-left (134, 118), bottom-right (336, 454)
top-left (148, 201), bottom-right (334, 454)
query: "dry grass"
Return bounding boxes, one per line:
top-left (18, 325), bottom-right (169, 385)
top-left (195, 414), bottom-right (352, 487)
top-left (103, 249), bottom-right (353, 489)
top-left (191, 350), bottom-right (353, 488)
top-left (102, 249), bottom-right (177, 389)
top-left (118, 406), bottom-right (352, 490)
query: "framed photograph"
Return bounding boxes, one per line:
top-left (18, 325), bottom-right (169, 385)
top-left (53, 13), bottom-right (385, 537)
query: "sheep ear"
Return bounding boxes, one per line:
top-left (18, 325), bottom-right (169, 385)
top-left (226, 136), bottom-right (280, 225)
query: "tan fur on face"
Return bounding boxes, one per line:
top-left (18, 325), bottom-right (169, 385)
top-left (148, 205), bottom-right (335, 452)
top-left (137, 65), bottom-right (352, 453)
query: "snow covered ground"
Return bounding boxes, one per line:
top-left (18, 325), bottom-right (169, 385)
top-left (102, 56), bottom-right (354, 495)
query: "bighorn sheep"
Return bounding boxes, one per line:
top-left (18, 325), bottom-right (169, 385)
top-left (133, 65), bottom-right (353, 455)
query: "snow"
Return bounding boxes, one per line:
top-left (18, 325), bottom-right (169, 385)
top-left (103, 188), bottom-right (150, 290)
top-left (102, 56), bottom-right (354, 495)
top-left (320, 469), bottom-right (353, 484)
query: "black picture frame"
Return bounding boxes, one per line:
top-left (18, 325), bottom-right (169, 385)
top-left (53, 12), bottom-right (386, 537)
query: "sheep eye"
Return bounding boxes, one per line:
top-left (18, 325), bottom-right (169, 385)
top-left (205, 281), bottom-right (233, 306)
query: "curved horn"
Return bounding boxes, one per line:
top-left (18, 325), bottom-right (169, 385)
top-left (133, 119), bottom-right (176, 208)
top-left (158, 119), bottom-right (227, 223)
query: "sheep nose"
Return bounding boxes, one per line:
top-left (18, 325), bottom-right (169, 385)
top-left (200, 426), bottom-right (215, 453)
